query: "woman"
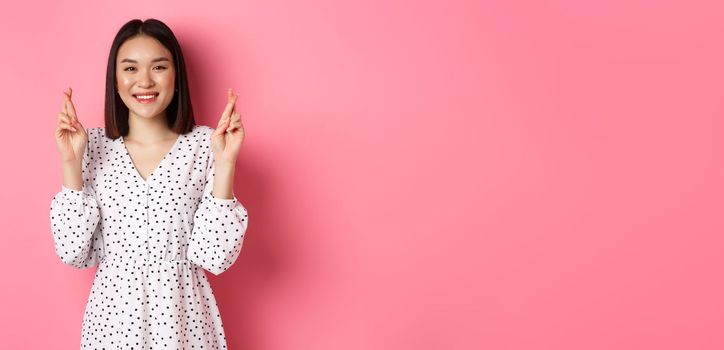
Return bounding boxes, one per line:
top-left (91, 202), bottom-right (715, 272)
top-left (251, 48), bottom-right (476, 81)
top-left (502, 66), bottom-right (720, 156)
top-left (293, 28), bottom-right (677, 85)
top-left (50, 18), bottom-right (249, 349)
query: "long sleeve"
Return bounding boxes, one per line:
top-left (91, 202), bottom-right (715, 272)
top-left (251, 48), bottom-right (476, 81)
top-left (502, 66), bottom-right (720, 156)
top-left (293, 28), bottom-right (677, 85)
top-left (49, 132), bottom-right (104, 269)
top-left (187, 146), bottom-right (249, 276)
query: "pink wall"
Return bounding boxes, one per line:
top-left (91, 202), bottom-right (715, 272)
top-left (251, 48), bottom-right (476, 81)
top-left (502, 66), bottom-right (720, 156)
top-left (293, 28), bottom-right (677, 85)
top-left (1, 0), bottom-right (723, 349)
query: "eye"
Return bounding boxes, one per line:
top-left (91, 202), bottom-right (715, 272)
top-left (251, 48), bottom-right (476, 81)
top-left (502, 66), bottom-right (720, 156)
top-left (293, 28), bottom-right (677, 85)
top-left (122, 66), bottom-right (166, 72)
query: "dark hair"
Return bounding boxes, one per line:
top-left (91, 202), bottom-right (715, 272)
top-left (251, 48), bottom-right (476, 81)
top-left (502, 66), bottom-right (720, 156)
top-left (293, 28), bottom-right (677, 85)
top-left (104, 18), bottom-right (195, 139)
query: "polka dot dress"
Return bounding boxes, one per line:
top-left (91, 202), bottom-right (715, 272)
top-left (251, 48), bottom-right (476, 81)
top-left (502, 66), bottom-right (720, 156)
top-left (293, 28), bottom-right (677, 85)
top-left (49, 125), bottom-right (249, 349)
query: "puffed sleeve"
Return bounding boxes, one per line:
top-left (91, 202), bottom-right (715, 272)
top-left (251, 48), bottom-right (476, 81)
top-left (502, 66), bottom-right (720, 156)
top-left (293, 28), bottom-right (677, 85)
top-left (187, 142), bottom-right (249, 276)
top-left (49, 129), bottom-right (104, 269)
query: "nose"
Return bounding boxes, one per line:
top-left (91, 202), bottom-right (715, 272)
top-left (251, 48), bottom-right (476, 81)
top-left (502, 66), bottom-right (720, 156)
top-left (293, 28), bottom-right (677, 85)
top-left (137, 69), bottom-right (154, 88)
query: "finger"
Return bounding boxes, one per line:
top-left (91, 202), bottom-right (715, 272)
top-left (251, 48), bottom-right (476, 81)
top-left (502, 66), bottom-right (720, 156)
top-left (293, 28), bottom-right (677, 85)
top-left (65, 86), bottom-right (78, 119)
top-left (73, 118), bottom-right (84, 131)
top-left (57, 112), bottom-right (73, 124)
top-left (58, 113), bottom-right (82, 131)
top-left (216, 115), bottom-right (231, 131)
top-left (212, 123), bottom-right (228, 137)
top-left (214, 114), bottom-right (231, 135)
top-left (231, 112), bottom-right (243, 126)
top-left (224, 112), bottom-right (239, 129)
top-left (230, 88), bottom-right (238, 110)
top-left (59, 122), bottom-right (78, 132)
top-left (59, 120), bottom-right (78, 132)
top-left (62, 89), bottom-right (70, 114)
top-left (230, 112), bottom-right (242, 123)
top-left (227, 116), bottom-right (242, 128)
top-left (57, 113), bottom-right (72, 125)
top-left (226, 121), bottom-right (242, 132)
top-left (217, 112), bottom-right (230, 124)
top-left (66, 97), bottom-right (78, 121)
top-left (220, 89), bottom-right (238, 122)
top-left (226, 113), bottom-right (239, 124)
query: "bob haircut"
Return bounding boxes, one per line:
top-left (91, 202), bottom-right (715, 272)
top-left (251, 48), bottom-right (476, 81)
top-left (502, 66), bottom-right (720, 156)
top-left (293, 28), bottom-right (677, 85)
top-left (104, 18), bottom-right (195, 139)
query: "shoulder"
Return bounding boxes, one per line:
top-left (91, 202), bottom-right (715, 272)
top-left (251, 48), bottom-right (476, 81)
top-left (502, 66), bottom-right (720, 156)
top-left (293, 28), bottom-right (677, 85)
top-left (193, 124), bottom-right (214, 136)
top-left (181, 124), bottom-right (214, 149)
top-left (191, 125), bottom-right (215, 145)
top-left (84, 127), bottom-right (103, 154)
top-left (190, 125), bottom-right (215, 161)
top-left (85, 126), bottom-right (108, 140)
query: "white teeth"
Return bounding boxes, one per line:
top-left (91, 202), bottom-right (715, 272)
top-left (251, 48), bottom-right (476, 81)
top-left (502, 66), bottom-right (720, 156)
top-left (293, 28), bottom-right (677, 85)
top-left (136, 95), bottom-right (156, 100)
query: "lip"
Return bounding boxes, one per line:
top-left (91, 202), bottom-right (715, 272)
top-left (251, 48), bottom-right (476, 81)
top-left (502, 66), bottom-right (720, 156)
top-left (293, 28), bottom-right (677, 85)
top-left (133, 92), bottom-right (159, 97)
top-left (134, 93), bottom-right (159, 104)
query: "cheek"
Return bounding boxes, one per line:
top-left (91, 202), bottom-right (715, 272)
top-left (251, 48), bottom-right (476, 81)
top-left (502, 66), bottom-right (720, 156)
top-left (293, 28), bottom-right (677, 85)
top-left (164, 69), bottom-right (176, 86)
top-left (162, 75), bottom-right (175, 88)
top-left (117, 75), bottom-right (132, 87)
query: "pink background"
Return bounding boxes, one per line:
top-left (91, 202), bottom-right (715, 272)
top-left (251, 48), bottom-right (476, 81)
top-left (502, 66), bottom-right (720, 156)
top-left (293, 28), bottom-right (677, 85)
top-left (1, 0), bottom-right (723, 349)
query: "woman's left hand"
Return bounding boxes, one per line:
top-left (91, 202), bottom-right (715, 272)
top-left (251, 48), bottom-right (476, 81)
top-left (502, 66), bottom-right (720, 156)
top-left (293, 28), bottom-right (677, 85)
top-left (211, 88), bottom-right (245, 163)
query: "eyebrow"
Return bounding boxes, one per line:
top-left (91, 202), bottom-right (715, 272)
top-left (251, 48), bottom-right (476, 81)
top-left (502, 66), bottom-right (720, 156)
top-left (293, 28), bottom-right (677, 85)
top-left (120, 57), bottom-right (171, 64)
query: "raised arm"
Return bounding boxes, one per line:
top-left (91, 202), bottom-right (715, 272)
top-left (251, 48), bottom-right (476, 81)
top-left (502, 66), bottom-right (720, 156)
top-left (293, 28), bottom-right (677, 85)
top-left (187, 141), bottom-right (249, 275)
top-left (50, 129), bottom-right (104, 269)
top-left (49, 88), bottom-right (104, 269)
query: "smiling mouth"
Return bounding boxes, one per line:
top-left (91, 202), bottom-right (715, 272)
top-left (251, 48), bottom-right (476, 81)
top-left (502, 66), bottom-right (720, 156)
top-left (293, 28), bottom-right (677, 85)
top-left (133, 93), bottom-right (159, 104)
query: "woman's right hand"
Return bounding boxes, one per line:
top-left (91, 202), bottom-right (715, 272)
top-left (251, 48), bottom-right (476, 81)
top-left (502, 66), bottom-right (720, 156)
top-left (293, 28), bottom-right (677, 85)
top-left (55, 87), bottom-right (88, 163)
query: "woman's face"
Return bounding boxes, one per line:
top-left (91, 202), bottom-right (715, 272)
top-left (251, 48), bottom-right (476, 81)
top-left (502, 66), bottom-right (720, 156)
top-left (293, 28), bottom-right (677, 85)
top-left (116, 35), bottom-right (176, 121)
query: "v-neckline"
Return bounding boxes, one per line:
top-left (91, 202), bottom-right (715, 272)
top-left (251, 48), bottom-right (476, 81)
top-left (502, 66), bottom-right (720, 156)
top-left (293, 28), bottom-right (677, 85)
top-left (120, 132), bottom-right (184, 184)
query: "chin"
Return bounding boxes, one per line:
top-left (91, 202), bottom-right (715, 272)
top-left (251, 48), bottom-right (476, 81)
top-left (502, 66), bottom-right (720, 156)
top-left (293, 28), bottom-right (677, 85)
top-left (128, 109), bottom-right (162, 119)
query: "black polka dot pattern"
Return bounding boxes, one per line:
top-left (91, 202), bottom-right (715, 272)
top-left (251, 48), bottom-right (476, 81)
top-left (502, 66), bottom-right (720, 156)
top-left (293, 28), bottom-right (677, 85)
top-left (49, 125), bottom-right (249, 348)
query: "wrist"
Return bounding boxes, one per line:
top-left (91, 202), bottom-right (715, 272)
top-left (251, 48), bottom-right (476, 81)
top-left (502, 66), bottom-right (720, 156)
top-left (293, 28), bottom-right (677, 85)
top-left (61, 159), bottom-right (82, 171)
top-left (212, 149), bottom-right (239, 165)
top-left (215, 159), bottom-right (236, 171)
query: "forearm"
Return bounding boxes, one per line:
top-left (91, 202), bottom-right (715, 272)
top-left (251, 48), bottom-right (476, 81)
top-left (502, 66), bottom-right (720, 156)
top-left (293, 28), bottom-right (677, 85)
top-left (61, 159), bottom-right (83, 191)
top-left (211, 160), bottom-right (236, 199)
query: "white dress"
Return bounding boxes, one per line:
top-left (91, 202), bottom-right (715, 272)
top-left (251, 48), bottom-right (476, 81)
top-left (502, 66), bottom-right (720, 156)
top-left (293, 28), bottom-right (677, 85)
top-left (49, 125), bottom-right (249, 349)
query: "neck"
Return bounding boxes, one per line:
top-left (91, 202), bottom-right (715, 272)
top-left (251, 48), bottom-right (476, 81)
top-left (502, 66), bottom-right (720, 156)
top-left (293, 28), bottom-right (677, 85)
top-left (126, 111), bottom-right (177, 143)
